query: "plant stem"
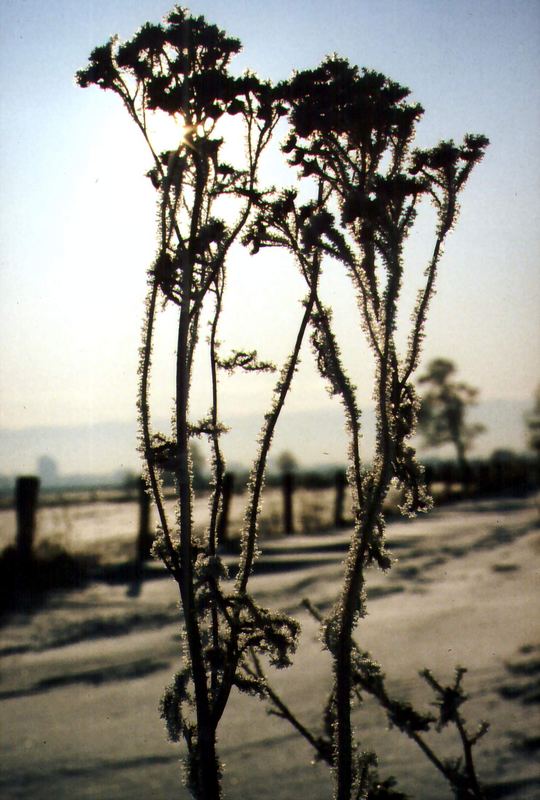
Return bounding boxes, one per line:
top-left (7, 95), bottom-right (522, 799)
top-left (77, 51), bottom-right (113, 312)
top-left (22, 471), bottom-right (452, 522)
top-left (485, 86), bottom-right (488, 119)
top-left (175, 159), bottom-right (220, 799)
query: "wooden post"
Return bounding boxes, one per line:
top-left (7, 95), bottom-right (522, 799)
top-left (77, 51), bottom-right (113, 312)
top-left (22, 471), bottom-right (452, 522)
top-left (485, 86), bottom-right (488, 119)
top-left (217, 472), bottom-right (235, 547)
top-left (282, 472), bottom-right (295, 535)
top-left (15, 476), bottom-right (40, 565)
top-left (334, 469), bottom-right (347, 528)
top-left (136, 476), bottom-right (152, 563)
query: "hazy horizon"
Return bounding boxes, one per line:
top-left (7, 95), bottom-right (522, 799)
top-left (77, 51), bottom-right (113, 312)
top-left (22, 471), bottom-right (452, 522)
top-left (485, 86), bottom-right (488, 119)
top-left (0, 397), bottom-right (532, 480)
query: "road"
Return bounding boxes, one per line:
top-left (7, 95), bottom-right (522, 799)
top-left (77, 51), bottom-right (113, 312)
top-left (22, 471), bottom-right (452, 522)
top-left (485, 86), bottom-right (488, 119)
top-left (1, 497), bottom-right (539, 799)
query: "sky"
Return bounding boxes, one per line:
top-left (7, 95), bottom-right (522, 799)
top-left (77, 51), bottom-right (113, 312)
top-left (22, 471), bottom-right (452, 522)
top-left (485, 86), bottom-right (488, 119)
top-left (0, 0), bottom-right (539, 473)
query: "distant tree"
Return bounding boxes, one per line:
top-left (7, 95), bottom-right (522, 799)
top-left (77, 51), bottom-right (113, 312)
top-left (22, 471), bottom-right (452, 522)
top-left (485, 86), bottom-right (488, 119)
top-left (275, 450), bottom-right (298, 473)
top-left (119, 469), bottom-right (139, 490)
top-left (190, 441), bottom-right (206, 488)
top-left (37, 455), bottom-right (59, 487)
top-left (417, 359), bottom-right (485, 469)
top-left (525, 384), bottom-right (540, 456)
top-left (490, 448), bottom-right (515, 463)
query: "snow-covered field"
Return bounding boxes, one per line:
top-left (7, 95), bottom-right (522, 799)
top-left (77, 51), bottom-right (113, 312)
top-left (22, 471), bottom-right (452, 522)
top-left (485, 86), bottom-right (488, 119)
top-left (1, 495), bottom-right (539, 799)
top-left (0, 486), bottom-right (347, 563)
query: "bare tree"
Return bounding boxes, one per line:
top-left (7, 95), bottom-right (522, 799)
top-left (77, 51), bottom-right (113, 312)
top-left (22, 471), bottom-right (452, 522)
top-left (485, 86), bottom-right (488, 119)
top-left (418, 358), bottom-right (485, 471)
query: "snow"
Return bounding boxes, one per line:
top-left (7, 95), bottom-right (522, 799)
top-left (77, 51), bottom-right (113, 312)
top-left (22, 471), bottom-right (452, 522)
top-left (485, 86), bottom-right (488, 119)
top-left (1, 495), bottom-right (539, 798)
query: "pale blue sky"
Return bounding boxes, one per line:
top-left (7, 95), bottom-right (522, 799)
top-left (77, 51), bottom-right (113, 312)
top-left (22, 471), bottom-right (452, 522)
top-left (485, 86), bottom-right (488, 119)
top-left (0, 1), bottom-right (539, 471)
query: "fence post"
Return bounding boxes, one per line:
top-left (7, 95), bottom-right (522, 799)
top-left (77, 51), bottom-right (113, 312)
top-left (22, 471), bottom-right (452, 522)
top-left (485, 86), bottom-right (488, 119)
top-left (334, 469), bottom-right (347, 528)
top-left (15, 476), bottom-right (40, 566)
top-left (218, 472), bottom-right (235, 547)
top-left (282, 472), bottom-right (295, 535)
top-left (136, 476), bottom-right (153, 563)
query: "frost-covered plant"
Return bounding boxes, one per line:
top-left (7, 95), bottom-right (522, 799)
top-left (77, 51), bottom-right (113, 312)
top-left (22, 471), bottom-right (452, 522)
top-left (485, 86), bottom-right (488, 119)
top-left (77, 9), bottom-right (306, 799)
top-left (246, 627), bottom-right (489, 799)
top-left (79, 10), bottom-right (489, 799)
top-left (245, 58), bottom-right (488, 798)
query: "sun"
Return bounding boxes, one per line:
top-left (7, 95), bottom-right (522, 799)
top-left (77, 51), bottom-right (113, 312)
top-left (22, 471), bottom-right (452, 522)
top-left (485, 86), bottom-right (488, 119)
top-left (145, 111), bottom-right (189, 153)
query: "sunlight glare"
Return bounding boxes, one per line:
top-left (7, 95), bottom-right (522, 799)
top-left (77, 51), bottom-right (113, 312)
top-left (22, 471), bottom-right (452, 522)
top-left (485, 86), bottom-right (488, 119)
top-left (145, 111), bottom-right (188, 153)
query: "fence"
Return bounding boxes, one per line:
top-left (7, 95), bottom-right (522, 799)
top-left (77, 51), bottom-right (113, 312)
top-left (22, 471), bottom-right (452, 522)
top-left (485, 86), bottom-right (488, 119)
top-left (7, 458), bottom-right (539, 568)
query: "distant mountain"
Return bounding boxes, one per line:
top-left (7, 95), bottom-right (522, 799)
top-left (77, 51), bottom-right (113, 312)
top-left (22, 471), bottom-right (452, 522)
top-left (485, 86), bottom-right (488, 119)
top-left (0, 420), bottom-right (140, 481)
top-left (0, 398), bottom-right (531, 481)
